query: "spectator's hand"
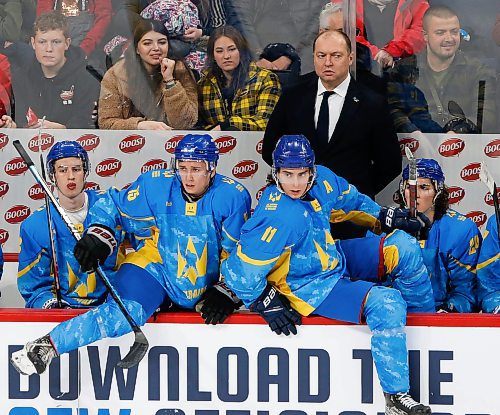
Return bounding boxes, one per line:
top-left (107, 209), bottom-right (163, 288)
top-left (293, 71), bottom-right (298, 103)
top-left (0, 115), bottom-right (16, 128)
top-left (29, 119), bottom-right (65, 129)
top-left (183, 27), bottom-right (203, 42)
top-left (256, 58), bottom-right (274, 70)
top-left (374, 49), bottom-right (394, 68)
top-left (160, 57), bottom-right (176, 81)
top-left (138, 120), bottom-right (173, 130)
top-left (272, 56), bottom-right (292, 70)
top-left (211, 125), bottom-right (222, 131)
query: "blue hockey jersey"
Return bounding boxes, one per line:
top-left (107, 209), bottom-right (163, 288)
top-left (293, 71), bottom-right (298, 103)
top-left (419, 209), bottom-right (481, 312)
top-left (87, 169), bottom-right (251, 309)
top-left (477, 215), bottom-right (500, 313)
top-left (18, 190), bottom-right (126, 309)
top-left (222, 165), bottom-right (382, 315)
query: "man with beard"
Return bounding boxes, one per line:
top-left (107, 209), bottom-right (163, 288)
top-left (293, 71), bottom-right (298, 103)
top-left (388, 5), bottom-right (497, 133)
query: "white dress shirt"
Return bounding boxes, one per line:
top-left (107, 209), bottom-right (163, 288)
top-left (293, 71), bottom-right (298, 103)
top-left (314, 73), bottom-right (351, 142)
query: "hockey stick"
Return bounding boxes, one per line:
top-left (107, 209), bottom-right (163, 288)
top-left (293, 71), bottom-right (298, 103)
top-left (37, 118), bottom-right (63, 308)
top-left (404, 146), bottom-right (417, 218)
top-left (13, 140), bottom-right (148, 369)
top-left (479, 162), bottom-right (500, 242)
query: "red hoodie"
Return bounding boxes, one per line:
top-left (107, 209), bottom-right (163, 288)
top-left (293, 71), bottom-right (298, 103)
top-left (0, 54), bottom-right (12, 117)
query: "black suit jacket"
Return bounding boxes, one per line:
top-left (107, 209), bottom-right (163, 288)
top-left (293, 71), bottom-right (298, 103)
top-left (263, 73), bottom-right (401, 200)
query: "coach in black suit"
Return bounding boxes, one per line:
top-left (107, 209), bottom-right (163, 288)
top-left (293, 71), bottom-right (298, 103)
top-left (263, 30), bottom-right (401, 239)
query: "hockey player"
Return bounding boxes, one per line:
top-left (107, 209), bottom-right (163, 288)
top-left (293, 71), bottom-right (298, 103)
top-left (222, 135), bottom-right (432, 415)
top-left (17, 141), bottom-right (126, 309)
top-left (11, 134), bottom-right (251, 376)
top-left (477, 215), bottom-right (500, 313)
top-left (399, 158), bottom-right (481, 313)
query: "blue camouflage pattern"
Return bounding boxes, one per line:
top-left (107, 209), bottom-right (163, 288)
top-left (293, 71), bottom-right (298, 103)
top-left (17, 190), bottom-right (125, 308)
top-left (477, 215), bottom-right (500, 313)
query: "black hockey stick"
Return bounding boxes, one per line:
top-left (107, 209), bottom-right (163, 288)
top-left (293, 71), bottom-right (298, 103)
top-left (479, 162), bottom-right (500, 243)
top-left (13, 140), bottom-right (148, 368)
top-left (404, 146), bottom-right (417, 218)
top-left (37, 118), bottom-right (63, 308)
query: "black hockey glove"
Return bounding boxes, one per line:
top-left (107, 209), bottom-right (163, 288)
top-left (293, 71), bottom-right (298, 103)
top-left (379, 207), bottom-right (431, 235)
top-left (436, 302), bottom-right (457, 313)
top-left (42, 298), bottom-right (72, 309)
top-left (250, 284), bottom-right (302, 336)
top-left (197, 281), bottom-right (242, 325)
top-left (74, 225), bottom-right (117, 272)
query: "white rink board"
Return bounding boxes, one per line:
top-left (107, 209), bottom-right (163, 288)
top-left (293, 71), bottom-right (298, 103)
top-left (2, 319), bottom-right (499, 414)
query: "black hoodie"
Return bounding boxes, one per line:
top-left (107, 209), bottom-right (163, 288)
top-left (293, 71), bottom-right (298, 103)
top-left (11, 46), bottom-right (100, 128)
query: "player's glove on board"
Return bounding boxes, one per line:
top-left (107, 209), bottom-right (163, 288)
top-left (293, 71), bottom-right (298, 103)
top-left (74, 225), bottom-right (117, 272)
top-left (379, 207), bottom-right (431, 235)
top-left (250, 284), bottom-right (302, 336)
top-left (198, 281), bottom-right (242, 325)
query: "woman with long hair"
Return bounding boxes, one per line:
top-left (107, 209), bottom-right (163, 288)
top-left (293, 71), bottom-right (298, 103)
top-left (198, 25), bottom-right (281, 131)
top-left (98, 18), bottom-right (198, 130)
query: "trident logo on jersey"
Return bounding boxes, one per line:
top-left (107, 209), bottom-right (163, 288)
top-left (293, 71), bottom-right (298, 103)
top-left (313, 230), bottom-right (338, 271)
top-left (177, 238), bottom-right (208, 285)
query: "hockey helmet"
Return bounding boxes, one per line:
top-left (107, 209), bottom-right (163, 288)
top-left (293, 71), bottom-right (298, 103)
top-left (400, 158), bottom-right (445, 205)
top-left (46, 141), bottom-right (90, 180)
top-left (174, 134), bottom-right (219, 171)
top-left (272, 135), bottom-right (316, 194)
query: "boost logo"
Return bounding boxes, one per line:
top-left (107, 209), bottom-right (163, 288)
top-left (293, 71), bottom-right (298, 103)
top-left (95, 158), bottom-right (122, 177)
top-left (484, 139), bottom-right (500, 158)
top-left (215, 136), bottom-right (237, 154)
top-left (484, 190), bottom-right (500, 206)
top-left (85, 181), bottom-right (100, 191)
top-left (5, 205), bottom-right (31, 224)
top-left (232, 160), bottom-right (258, 179)
top-left (438, 138), bottom-right (465, 157)
top-left (398, 138), bottom-right (419, 155)
top-left (0, 229), bottom-right (9, 245)
top-left (256, 139), bottom-right (263, 155)
top-left (28, 133), bottom-right (54, 152)
top-left (164, 135), bottom-right (184, 154)
top-left (0, 133), bottom-right (9, 150)
top-left (77, 134), bottom-right (100, 151)
top-left (28, 184), bottom-right (45, 200)
top-left (460, 162), bottom-right (481, 182)
top-left (465, 211), bottom-right (487, 228)
top-left (4, 157), bottom-right (28, 176)
top-left (141, 159), bottom-right (169, 174)
top-left (0, 181), bottom-right (9, 198)
top-left (119, 134), bottom-right (146, 153)
top-left (447, 186), bottom-right (465, 205)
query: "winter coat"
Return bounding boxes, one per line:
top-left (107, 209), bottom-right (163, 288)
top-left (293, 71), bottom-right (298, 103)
top-left (98, 58), bottom-right (198, 130)
top-left (11, 46), bottom-right (100, 128)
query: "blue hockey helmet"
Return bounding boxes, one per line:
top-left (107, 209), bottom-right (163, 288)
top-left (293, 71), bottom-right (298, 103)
top-left (272, 135), bottom-right (315, 169)
top-left (272, 135), bottom-right (316, 194)
top-left (401, 158), bottom-right (445, 205)
top-left (174, 134), bottom-right (219, 171)
top-left (46, 141), bottom-right (90, 180)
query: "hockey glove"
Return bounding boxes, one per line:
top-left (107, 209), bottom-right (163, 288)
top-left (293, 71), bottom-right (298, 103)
top-left (42, 298), bottom-right (72, 309)
top-left (436, 302), bottom-right (457, 313)
top-left (197, 281), bottom-right (242, 325)
top-left (250, 284), bottom-right (302, 336)
top-left (74, 225), bottom-right (117, 272)
top-left (379, 207), bottom-right (431, 235)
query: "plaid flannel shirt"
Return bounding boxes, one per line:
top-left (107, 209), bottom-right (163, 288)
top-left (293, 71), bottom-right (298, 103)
top-left (198, 62), bottom-right (281, 131)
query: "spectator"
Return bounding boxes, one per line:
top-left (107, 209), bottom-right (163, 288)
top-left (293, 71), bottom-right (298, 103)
top-left (356, 0), bottom-right (429, 69)
top-left (37, 0), bottom-right (112, 58)
top-left (17, 141), bottom-right (127, 309)
top-left (9, 11), bottom-right (100, 129)
top-left (477, 215), bottom-right (500, 314)
top-left (398, 158), bottom-right (481, 313)
top-left (198, 25), bottom-right (281, 131)
top-left (388, 5), bottom-right (498, 134)
top-left (98, 18), bottom-right (198, 130)
top-left (0, 0), bottom-right (22, 41)
top-left (0, 52), bottom-right (12, 118)
top-left (493, 14), bottom-right (500, 46)
top-left (263, 29), bottom-right (400, 239)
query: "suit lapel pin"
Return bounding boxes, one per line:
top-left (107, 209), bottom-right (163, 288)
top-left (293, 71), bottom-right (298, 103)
top-left (353, 96), bottom-right (359, 103)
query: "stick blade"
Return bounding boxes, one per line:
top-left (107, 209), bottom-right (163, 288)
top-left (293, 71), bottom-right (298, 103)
top-left (404, 145), bottom-right (414, 161)
top-left (116, 330), bottom-right (149, 369)
top-left (480, 162), bottom-right (496, 195)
